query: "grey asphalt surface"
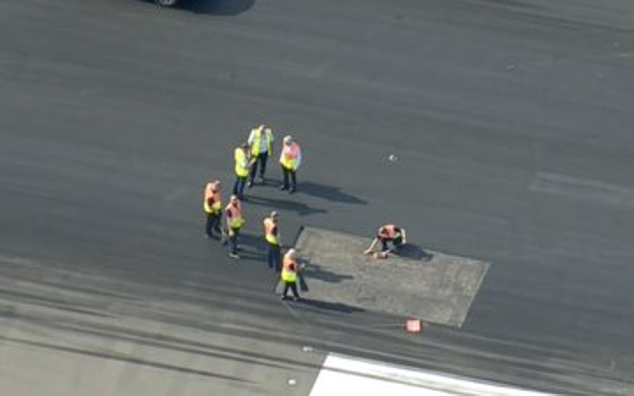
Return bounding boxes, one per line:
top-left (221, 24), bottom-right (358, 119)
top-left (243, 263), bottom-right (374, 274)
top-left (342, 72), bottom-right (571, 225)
top-left (1, 0), bottom-right (633, 395)
top-left (293, 226), bottom-right (490, 327)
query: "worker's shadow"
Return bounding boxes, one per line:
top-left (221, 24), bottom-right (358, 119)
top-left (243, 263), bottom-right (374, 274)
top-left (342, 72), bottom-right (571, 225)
top-left (244, 195), bottom-right (327, 217)
top-left (395, 244), bottom-right (433, 262)
top-left (235, 233), bottom-right (267, 261)
top-left (166, 0), bottom-right (256, 15)
top-left (297, 298), bottom-right (365, 314)
top-left (299, 181), bottom-right (367, 205)
top-left (302, 262), bottom-right (354, 284)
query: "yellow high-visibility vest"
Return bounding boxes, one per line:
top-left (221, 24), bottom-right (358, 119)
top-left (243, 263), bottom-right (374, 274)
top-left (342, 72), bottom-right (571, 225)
top-left (234, 148), bottom-right (250, 177)
top-left (226, 201), bottom-right (245, 230)
top-left (250, 127), bottom-right (273, 156)
top-left (281, 257), bottom-right (298, 283)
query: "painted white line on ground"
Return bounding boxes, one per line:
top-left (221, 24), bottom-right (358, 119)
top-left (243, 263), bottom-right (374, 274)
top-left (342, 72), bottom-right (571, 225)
top-left (309, 353), bottom-right (559, 396)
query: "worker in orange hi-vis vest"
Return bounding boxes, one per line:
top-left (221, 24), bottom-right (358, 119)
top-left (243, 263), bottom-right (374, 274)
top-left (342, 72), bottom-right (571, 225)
top-left (364, 224), bottom-right (407, 259)
top-left (263, 211), bottom-right (282, 272)
top-left (203, 180), bottom-right (222, 239)
top-left (224, 195), bottom-right (245, 259)
top-left (279, 135), bottom-right (302, 194)
top-left (280, 249), bottom-right (301, 301)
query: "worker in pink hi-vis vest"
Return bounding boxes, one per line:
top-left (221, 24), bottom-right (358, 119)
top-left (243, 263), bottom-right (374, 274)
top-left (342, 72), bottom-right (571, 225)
top-left (279, 135), bottom-right (302, 194)
top-left (364, 224), bottom-right (407, 259)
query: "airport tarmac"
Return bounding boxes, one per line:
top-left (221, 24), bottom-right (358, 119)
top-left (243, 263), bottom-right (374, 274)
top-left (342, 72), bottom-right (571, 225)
top-left (0, 0), bottom-right (633, 395)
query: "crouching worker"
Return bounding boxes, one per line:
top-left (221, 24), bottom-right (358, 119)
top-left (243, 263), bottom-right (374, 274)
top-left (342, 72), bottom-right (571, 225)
top-left (364, 224), bottom-right (407, 259)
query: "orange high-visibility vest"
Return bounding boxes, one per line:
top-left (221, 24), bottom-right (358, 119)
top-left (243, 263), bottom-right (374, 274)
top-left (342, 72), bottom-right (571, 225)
top-left (263, 217), bottom-right (279, 245)
top-left (281, 255), bottom-right (298, 283)
top-left (280, 142), bottom-right (301, 170)
top-left (226, 201), bottom-right (244, 230)
top-left (203, 182), bottom-right (222, 214)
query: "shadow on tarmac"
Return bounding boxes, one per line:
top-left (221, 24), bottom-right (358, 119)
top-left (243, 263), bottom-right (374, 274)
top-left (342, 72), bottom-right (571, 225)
top-left (302, 262), bottom-right (354, 283)
top-left (172, 0), bottom-right (256, 15)
top-left (218, 232), bottom-right (267, 262)
top-left (244, 195), bottom-right (327, 217)
top-left (395, 244), bottom-right (433, 262)
top-left (298, 181), bottom-right (368, 205)
top-left (297, 298), bottom-right (365, 314)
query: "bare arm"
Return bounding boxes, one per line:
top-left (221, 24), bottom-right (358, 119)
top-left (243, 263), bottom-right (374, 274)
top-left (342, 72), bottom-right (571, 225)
top-left (364, 238), bottom-right (380, 254)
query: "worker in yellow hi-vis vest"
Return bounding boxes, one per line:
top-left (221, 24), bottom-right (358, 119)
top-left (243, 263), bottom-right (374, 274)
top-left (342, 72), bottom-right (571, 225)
top-left (233, 142), bottom-right (251, 200)
top-left (247, 125), bottom-right (274, 187)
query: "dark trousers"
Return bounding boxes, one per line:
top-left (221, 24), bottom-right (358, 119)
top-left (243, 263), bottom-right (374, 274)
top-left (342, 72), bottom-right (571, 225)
top-left (381, 236), bottom-right (403, 252)
top-left (205, 212), bottom-right (221, 237)
top-left (249, 152), bottom-right (269, 182)
top-left (267, 242), bottom-right (281, 272)
top-left (381, 239), bottom-right (389, 252)
top-left (282, 281), bottom-right (300, 299)
top-left (228, 228), bottom-right (240, 254)
top-left (233, 175), bottom-right (247, 199)
top-left (281, 166), bottom-right (297, 190)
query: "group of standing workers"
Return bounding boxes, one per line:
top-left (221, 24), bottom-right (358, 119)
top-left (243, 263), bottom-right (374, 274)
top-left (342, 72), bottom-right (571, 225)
top-left (203, 124), bottom-right (303, 300)
top-left (231, 126), bottom-right (302, 200)
top-left (204, 124), bottom-right (408, 302)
